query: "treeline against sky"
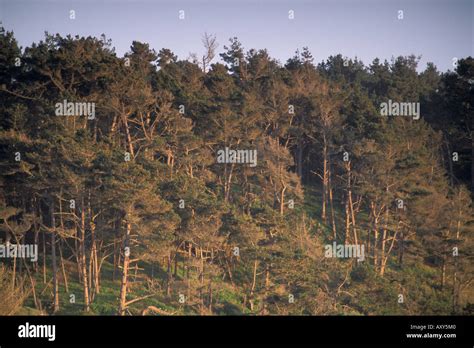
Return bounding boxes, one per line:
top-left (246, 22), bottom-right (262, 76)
top-left (0, 28), bottom-right (473, 315)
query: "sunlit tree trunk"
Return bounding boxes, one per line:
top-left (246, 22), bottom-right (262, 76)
top-left (50, 200), bottom-right (59, 313)
top-left (118, 219), bottom-right (131, 316)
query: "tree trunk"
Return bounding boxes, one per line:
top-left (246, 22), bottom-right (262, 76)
top-left (322, 134), bottom-right (328, 222)
top-left (174, 251), bottom-right (178, 277)
top-left (452, 209), bottom-right (462, 313)
top-left (371, 202), bottom-right (379, 270)
top-left (11, 240), bottom-right (16, 288)
top-left (122, 114), bottom-right (135, 158)
top-left (33, 200), bottom-right (40, 273)
top-left (328, 162), bottom-right (336, 240)
top-left (225, 162), bottom-right (236, 203)
top-left (452, 256), bottom-right (458, 313)
top-left (379, 207), bottom-right (389, 276)
top-left (118, 220), bottom-right (131, 316)
top-left (166, 251), bottom-right (172, 297)
top-left (280, 185), bottom-right (287, 215)
top-left (186, 244), bottom-right (191, 301)
top-left (50, 201), bottom-right (60, 313)
top-left (200, 248), bottom-right (205, 314)
top-left (262, 264), bottom-right (270, 315)
top-left (373, 226), bottom-right (378, 271)
top-left (58, 193), bottom-right (69, 293)
top-left (10, 230), bottom-right (42, 311)
top-left (88, 197), bottom-right (99, 296)
top-left (249, 259), bottom-right (258, 311)
top-left (42, 228), bottom-right (47, 284)
top-left (113, 238), bottom-right (117, 282)
top-left (380, 228), bottom-right (387, 275)
top-left (344, 201), bottom-right (350, 244)
top-left (346, 162), bottom-right (358, 246)
top-left (80, 198), bottom-right (90, 312)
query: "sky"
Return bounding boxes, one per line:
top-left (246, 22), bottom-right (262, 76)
top-left (0, 0), bottom-right (472, 72)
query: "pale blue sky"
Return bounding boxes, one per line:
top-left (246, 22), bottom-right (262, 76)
top-left (0, 0), bottom-right (472, 71)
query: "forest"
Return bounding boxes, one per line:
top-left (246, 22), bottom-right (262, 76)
top-left (0, 27), bottom-right (473, 316)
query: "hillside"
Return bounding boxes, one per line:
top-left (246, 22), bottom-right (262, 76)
top-left (0, 28), bottom-right (473, 316)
